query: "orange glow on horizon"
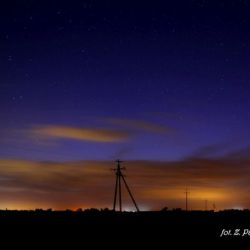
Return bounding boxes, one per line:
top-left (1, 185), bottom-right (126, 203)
top-left (0, 158), bottom-right (249, 211)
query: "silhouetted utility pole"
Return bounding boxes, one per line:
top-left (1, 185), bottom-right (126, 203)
top-left (112, 160), bottom-right (139, 212)
top-left (185, 188), bottom-right (189, 211)
top-left (205, 199), bottom-right (208, 211)
top-left (212, 202), bottom-right (216, 211)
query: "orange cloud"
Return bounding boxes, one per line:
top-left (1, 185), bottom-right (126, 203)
top-left (31, 125), bottom-right (130, 143)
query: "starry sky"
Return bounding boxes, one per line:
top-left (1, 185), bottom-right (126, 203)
top-left (1, 0), bottom-right (250, 210)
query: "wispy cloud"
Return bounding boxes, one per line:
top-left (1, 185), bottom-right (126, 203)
top-left (104, 117), bottom-right (173, 134)
top-left (31, 125), bottom-right (130, 143)
top-left (24, 116), bottom-right (174, 145)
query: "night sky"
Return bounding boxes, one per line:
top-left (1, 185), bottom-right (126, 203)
top-left (1, 0), bottom-right (250, 210)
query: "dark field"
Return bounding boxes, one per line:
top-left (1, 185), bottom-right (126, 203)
top-left (1, 210), bottom-right (250, 246)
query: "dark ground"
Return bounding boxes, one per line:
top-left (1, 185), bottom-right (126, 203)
top-left (0, 210), bottom-right (249, 247)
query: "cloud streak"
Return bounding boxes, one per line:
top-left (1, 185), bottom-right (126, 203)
top-left (104, 117), bottom-right (172, 134)
top-left (31, 125), bottom-right (130, 143)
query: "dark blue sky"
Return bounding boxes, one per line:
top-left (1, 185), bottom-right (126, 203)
top-left (1, 0), bottom-right (250, 162)
top-left (2, 0), bottom-right (250, 210)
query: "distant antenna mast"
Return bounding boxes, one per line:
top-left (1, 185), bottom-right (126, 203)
top-left (185, 188), bottom-right (190, 211)
top-left (205, 199), bottom-right (208, 211)
top-left (212, 202), bottom-right (216, 211)
top-left (112, 160), bottom-right (139, 212)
